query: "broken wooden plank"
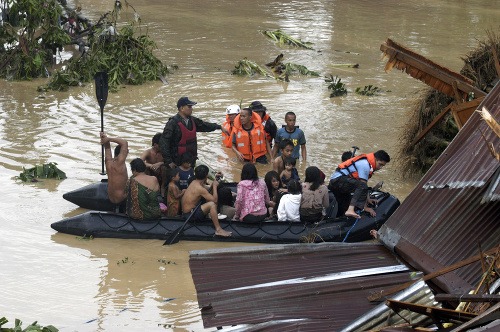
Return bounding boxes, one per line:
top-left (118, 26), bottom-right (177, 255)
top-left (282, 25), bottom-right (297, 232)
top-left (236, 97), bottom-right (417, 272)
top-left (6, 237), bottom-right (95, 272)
top-left (380, 38), bottom-right (486, 98)
top-left (451, 97), bottom-right (485, 129)
top-left (368, 245), bottom-right (500, 302)
top-left (412, 104), bottom-right (454, 145)
top-left (435, 294), bottom-right (500, 302)
top-left (386, 299), bottom-right (477, 324)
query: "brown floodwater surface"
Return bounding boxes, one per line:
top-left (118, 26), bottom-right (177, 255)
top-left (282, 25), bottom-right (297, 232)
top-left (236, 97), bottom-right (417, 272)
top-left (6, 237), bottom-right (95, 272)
top-left (0, 0), bottom-right (498, 330)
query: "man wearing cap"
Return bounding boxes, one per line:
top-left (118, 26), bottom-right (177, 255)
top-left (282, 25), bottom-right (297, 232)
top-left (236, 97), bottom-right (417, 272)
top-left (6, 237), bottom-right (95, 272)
top-left (222, 104), bottom-right (240, 148)
top-left (160, 97), bottom-right (230, 169)
top-left (249, 101), bottom-right (277, 148)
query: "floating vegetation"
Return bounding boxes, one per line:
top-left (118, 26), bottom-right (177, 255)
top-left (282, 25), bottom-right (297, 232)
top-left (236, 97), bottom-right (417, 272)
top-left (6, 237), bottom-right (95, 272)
top-left (325, 75), bottom-right (348, 97)
top-left (117, 257), bottom-right (134, 265)
top-left (76, 234), bottom-right (94, 241)
top-left (17, 162), bottom-right (66, 182)
top-left (232, 58), bottom-right (271, 77)
top-left (261, 29), bottom-right (313, 50)
top-left (0, 316), bottom-right (58, 332)
top-left (355, 85), bottom-right (382, 96)
top-left (0, 0), bottom-right (170, 92)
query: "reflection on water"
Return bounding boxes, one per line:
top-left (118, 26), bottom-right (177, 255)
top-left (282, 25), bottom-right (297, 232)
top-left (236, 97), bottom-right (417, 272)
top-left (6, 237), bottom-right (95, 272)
top-left (0, 0), bottom-right (497, 330)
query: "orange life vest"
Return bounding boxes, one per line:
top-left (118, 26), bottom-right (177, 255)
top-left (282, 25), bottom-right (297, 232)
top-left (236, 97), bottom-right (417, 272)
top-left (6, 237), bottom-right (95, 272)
top-left (221, 116), bottom-right (233, 148)
top-left (232, 112), bottom-right (267, 162)
top-left (336, 153), bottom-right (376, 180)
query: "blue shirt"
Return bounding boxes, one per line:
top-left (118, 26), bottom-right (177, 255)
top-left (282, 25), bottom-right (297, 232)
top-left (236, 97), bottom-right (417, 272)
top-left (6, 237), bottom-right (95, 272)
top-left (274, 127), bottom-right (306, 159)
top-left (330, 158), bottom-right (371, 181)
top-left (177, 167), bottom-right (194, 190)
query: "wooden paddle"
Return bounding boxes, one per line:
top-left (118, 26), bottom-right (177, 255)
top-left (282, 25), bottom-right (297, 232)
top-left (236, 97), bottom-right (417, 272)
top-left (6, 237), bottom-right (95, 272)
top-left (94, 72), bottom-right (109, 175)
top-left (163, 199), bottom-right (204, 245)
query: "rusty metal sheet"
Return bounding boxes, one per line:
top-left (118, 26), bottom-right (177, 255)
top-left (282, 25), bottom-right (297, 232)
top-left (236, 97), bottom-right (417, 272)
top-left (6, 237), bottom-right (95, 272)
top-left (380, 82), bottom-right (500, 294)
top-left (190, 242), bottom-right (413, 330)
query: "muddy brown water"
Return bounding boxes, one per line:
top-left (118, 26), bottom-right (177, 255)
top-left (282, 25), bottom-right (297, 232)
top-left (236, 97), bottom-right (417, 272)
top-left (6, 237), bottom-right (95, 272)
top-left (0, 0), bottom-right (498, 330)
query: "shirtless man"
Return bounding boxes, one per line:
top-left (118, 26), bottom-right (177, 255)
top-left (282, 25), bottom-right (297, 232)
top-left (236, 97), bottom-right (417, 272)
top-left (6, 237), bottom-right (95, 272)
top-left (100, 132), bottom-right (128, 204)
top-left (181, 165), bottom-right (232, 237)
top-left (141, 133), bottom-right (167, 196)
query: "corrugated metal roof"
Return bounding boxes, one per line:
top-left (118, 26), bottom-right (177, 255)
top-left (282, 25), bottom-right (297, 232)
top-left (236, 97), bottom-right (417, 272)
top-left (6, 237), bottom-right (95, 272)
top-left (190, 242), bottom-right (415, 330)
top-left (422, 81), bottom-right (500, 193)
top-left (380, 82), bottom-right (500, 293)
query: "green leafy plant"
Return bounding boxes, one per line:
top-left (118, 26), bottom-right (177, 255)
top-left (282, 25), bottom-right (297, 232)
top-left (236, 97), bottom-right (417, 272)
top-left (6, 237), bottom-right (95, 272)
top-left (355, 85), bottom-right (382, 96)
top-left (325, 75), bottom-right (348, 97)
top-left (0, 316), bottom-right (58, 332)
top-left (232, 58), bottom-right (271, 77)
top-left (261, 29), bottom-right (313, 49)
top-left (17, 162), bottom-right (66, 182)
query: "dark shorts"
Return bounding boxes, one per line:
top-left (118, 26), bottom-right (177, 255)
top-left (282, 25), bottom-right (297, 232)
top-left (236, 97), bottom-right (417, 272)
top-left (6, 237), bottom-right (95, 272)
top-left (183, 207), bottom-right (207, 222)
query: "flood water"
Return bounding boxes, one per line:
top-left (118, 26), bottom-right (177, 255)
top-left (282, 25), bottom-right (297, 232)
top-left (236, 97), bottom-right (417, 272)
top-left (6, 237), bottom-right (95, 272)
top-left (0, 0), bottom-right (498, 330)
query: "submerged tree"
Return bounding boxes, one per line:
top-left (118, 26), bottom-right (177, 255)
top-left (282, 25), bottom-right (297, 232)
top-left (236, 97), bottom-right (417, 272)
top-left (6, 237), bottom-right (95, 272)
top-left (0, 0), bottom-right (170, 92)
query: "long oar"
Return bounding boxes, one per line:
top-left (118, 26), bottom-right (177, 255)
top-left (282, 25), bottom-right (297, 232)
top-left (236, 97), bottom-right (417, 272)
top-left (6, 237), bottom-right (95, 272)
top-left (95, 72), bottom-right (109, 175)
top-left (164, 186), bottom-right (213, 245)
top-left (163, 200), bottom-right (204, 245)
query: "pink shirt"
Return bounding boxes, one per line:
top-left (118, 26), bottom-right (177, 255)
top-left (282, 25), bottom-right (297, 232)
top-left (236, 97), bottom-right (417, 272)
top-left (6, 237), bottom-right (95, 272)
top-left (234, 179), bottom-right (269, 220)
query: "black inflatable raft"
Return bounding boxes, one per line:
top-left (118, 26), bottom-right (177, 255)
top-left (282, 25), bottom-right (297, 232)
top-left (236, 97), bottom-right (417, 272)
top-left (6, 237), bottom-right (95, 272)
top-left (52, 190), bottom-right (400, 243)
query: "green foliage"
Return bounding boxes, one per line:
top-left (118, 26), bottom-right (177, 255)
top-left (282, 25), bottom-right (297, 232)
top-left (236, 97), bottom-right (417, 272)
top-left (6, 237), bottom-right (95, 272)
top-left (355, 85), bottom-right (382, 96)
top-left (232, 58), bottom-right (271, 77)
top-left (325, 75), bottom-right (347, 97)
top-left (0, 0), bottom-right (71, 80)
top-left (17, 162), bottom-right (66, 182)
top-left (1, 0), bottom-right (170, 91)
top-left (0, 316), bottom-right (58, 332)
top-left (261, 29), bottom-right (314, 50)
top-left (40, 23), bottom-right (170, 92)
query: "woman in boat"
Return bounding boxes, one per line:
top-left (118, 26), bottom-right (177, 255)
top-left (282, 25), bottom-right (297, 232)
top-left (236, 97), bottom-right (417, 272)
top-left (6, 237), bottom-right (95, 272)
top-left (264, 170), bottom-right (286, 217)
top-left (234, 163), bottom-right (271, 222)
top-left (300, 166), bottom-right (330, 223)
top-left (126, 158), bottom-right (162, 220)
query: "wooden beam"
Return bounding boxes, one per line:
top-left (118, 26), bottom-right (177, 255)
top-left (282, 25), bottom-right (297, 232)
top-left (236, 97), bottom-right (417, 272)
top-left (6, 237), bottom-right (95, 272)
top-left (412, 104), bottom-right (453, 145)
top-left (386, 299), bottom-right (477, 323)
top-left (435, 294), bottom-right (500, 302)
top-left (368, 245), bottom-right (500, 302)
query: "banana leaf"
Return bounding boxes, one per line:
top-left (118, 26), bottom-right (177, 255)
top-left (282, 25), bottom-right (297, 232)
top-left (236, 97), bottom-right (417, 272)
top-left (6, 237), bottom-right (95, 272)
top-left (18, 162), bottom-right (67, 182)
top-left (232, 58), bottom-right (272, 78)
top-left (261, 29), bottom-right (313, 50)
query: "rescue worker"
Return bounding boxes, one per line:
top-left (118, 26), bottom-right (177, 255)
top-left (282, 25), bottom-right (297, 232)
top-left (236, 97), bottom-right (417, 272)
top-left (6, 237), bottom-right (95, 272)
top-left (249, 101), bottom-right (277, 148)
top-left (328, 150), bottom-right (390, 218)
top-left (231, 108), bottom-right (272, 164)
top-left (222, 104), bottom-right (240, 148)
top-left (159, 96), bottom-right (230, 168)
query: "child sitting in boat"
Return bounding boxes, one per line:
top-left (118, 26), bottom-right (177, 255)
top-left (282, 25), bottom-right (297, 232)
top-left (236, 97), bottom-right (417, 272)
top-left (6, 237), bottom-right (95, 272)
top-left (264, 170), bottom-right (286, 217)
top-left (177, 152), bottom-right (194, 190)
top-left (166, 168), bottom-right (186, 217)
top-left (277, 179), bottom-right (302, 222)
top-left (280, 157), bottom-right (300, 188)
top-left (272, 139), bottom-right (294, 176)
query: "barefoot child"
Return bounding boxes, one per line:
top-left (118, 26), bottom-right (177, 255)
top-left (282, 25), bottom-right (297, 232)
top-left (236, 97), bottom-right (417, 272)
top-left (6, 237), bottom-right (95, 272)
top-left (166, 168), bottom-right (186, 217)
top-left (177, 152), bottom-right (194, 190)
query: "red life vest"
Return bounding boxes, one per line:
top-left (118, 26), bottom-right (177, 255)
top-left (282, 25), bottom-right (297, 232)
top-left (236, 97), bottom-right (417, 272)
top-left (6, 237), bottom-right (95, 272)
top-left (221, 116), bottom-right (232, 148)
top-left (337, 153), bottom-right (376, 180)
top-left (232, 112), bottom-right (267, 162)
top-left (177, 119), bottom-right (197, 157)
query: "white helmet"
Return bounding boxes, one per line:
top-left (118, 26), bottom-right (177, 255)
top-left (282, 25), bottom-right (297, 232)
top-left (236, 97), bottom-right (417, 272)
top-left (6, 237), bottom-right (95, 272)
top-left (226, 104), bottom-right (240, 115)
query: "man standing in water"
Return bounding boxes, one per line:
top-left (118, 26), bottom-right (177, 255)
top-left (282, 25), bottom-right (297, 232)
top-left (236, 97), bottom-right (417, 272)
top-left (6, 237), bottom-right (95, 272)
top-left (100, 132), bottom-right (129, 204)
top-left (160, 97), bottom-right (230, 168)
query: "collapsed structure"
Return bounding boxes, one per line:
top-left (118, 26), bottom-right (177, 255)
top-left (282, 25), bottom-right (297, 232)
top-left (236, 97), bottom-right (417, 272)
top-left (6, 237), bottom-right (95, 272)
top-left (189, 40), bottom-right (500, 331)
